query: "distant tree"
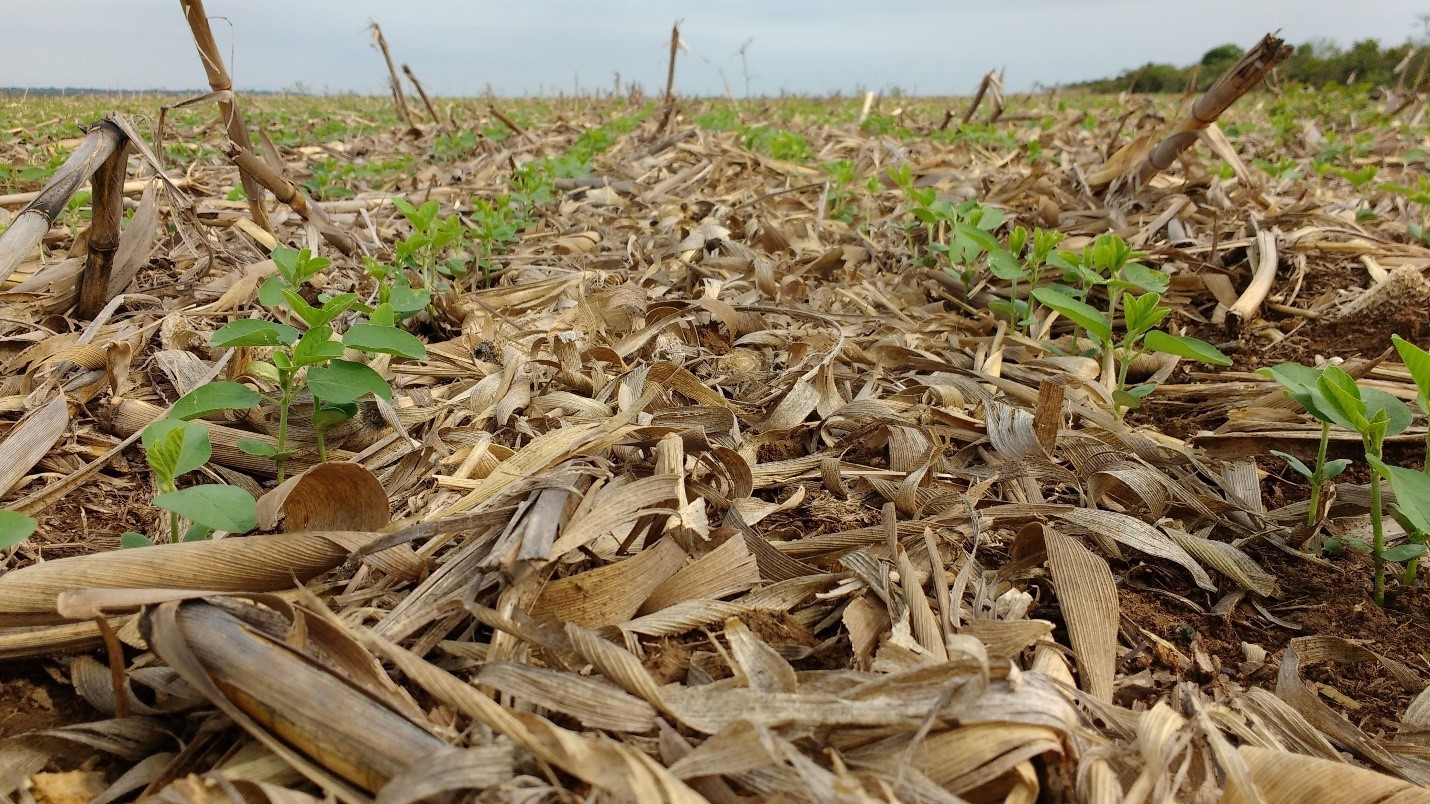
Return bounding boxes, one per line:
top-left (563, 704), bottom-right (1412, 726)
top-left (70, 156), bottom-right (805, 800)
top-left (1200, 44), bottom-right (1245, 67)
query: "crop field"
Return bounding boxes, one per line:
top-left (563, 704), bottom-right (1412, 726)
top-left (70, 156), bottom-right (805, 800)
top-left (1, 29), bottom-right (1430, 804)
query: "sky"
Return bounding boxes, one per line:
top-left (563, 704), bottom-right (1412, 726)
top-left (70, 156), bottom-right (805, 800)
top-left (1, 1), bottom-right (1425, 97)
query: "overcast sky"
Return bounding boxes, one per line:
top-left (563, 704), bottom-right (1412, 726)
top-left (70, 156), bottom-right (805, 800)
top-left (2, 1), bottom-right (1425, 97)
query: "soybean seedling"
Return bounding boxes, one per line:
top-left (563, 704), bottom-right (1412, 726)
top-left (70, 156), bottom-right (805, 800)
top-left (211, 245), bottom-right (427, 483)
top-left (1258, 363), bottom-right (1353, 528)
top-left (123, 414), bottom-right (259, 546)
top-left (1033, 286), bottom-right (1230, 416)
top-left (1313, 365), bottom-right (1413, 605)
top-left (1371, 334), bottom-right (1430, 585)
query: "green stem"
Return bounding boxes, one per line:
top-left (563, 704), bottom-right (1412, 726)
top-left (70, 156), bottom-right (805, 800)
top-left (315, 422), bottom-right (328, 464)
top-left (169, 512), bottom-right (180, 545)
top-left (1307, 420), bottom-right (1331, 527)
top-left (1369, 437), bottom-right (1386, 606)
top-left (276, 375), bottom-right (295, 485)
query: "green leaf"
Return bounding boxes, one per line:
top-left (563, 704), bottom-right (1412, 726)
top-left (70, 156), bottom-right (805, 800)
top-left (1361, 388), bottom-right (1413, 437)
top-left (1122, 292), bottom-right (1169, 338)
top-left (211, 319), bottom-right (299, 348)
top-left (1270, 449), bottom-right (1314, 479)
top-left (1379, 543), bottom-right (1427, 563)
top-left (142, 419), bottom-right (211, 480)
top-left (245, 360), bottom-right (281, 384)
top-left (292, 326), bottom-right (344, 368)
top-left (0, 510), bottom-right (37, 549)
top-left (281, 289), bottom-right (337, 329)
top-left (169, 381), bottom-right (262, 420)
top-left (1368, 456), bottom-right (1430, 536)
top-left (343, 324), bottom-right (428, 359)
top-left (1112, 389), bottom-right (1146, 411)
top-left (1031, 287), bottom-right (1112, 344)
top-left (119, 531), bottom-right (154, 549)
top-left (389, 283), bottom-right (429, 316)
top-left (1258, 363), bottom-right (1338, 424)
top-left (258, 275), bottom-right (286, 308)
top-left (236, 438), bottom-right (280, 458)
top-left (1318, 366), bottom-right (1367, 431)
top-left (1141, 331), bottom-right (1232, 366)
top-left (1119, 262), bottom-right (1170, 294)
top-left (369, 303), bottom-right (397, 328)
top-left (153, 485), bottom-right (257, 534)
top-left (1392, 334), bottom-right (1430, 414)
top-left (1323, 458), bottom-right (1352, 478)
top-left (307, 360), bottom-right (393, 404)
top-left (182, 523), bottom-right (214, 542)
top-left (313, 401), bottom-right (359, 429)
top-left (271, 243), bottom-right (300, 285)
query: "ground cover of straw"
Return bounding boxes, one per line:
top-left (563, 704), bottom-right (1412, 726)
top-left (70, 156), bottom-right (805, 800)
top-left (0, 89), bottom-right (1429, 801)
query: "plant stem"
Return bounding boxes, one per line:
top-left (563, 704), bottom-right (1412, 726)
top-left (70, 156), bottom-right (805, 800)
top-left (1307, 420), bottom-right (1331, 527)
top-left (276, 376), bottom-right (295, 485)
top-left (315, 423), bottom-right (328, 463)
top-left (169, 512), bottom-right (180, 544)
top-left (1369, 435), bottom-right (1387, 605)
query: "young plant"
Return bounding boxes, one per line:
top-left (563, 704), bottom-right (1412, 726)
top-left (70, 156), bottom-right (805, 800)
top-left (1258, 363), bottom-right (1353, 527)
top-left (1032, 284), bottom-right (1230, 416)
top-left (1380, 177), bottom-right (1430, 244)
top-left (391, 198), bottom-right (470, 294)
top-left (985, 225), bottom-right (1063, 335)
top-left (212, 245), bottom-right (427, 483)
top-left (124, 413), bottom-right (259, 546)
top-left (1312, 366), bottom-right (1413, 604)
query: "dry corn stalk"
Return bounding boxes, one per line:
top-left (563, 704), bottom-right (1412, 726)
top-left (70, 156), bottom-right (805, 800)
top-left (179, 0), bottom-right (271, 231)
top-left (1094, 33), bottom-right (1292, 189)
top-left (0, 120), bottom-right (124, 285)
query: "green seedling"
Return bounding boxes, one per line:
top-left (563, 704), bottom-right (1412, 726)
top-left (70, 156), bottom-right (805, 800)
top-left (0, 510), bottom-right (37, 550)
top-left (211, 245), bottom-right (427, 483)
top-left (124, 414), bottom-right (258, 547)
top-left (1034, 287), bottom-right (1231, 416)
top-left (1391, 335), bottom-right (1430, 472)
top-left (1366, 456), bottom-right (1430, 587)
top-left (986, 225), bottom-right (1063, 335)
top-left (361, 257), bottom-right (430, 322)
top-left (1258, 363), bottom-right (1353, 528)
top-left (392, 198), bottom-right (469, 294)
top-left (822, 159), bottom-right (876, 224)
top-left (1380, 177), bottom-right (1430, 244)
top-left (1312, 365), bottom-right (1413, 605)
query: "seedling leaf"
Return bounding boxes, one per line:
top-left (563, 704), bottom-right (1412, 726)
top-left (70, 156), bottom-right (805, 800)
top-left (236, 438), bottom-right (280, 458)
top-left (1391, 335), bottom-right (1430, 414)
top-left (1379, 543), bottom-right (1427, 563)
top-left (211, 319), bottom-right (300, 348)
top-left (1142, 331), bottom-right (1232, 366)
top-left (142, 419), bottom-right (211, 481)
top-left (119, 532), bottom-right (154, 549)
top-left (0, 510), bottom-right (37, 549)
top-left (343, 324), bottom-right (428, 359)
top-left (1032, 287), bottom-right (1112, 344)
top-left (1368, 456), bottom-right (1430, 536)
top-left (153, 485), bottom-right (257, 534)
top-left (307, 360), bottom-right (393, 404)
top-left (168, 382), bottom-right (262, 420)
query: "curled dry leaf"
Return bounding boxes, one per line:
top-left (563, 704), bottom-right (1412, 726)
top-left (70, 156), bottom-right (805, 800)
top-left (256, 461), bottom-right (391, 532)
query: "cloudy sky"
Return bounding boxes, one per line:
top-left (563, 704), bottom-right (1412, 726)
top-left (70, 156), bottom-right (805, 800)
top-left (2, 1), bottom-right (1425, 96)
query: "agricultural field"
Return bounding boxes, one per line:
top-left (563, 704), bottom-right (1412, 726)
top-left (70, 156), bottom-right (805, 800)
top-left (1, 35), bottom-right (1430, 804)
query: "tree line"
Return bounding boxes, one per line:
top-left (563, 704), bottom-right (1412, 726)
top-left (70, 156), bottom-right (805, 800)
top-left (1077, 28), bottom-right (1428, 93)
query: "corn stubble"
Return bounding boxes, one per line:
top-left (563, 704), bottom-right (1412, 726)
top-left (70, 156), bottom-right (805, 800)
top-left (0, 19), bottom-right (1428, 804)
